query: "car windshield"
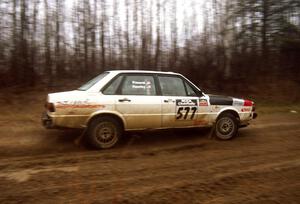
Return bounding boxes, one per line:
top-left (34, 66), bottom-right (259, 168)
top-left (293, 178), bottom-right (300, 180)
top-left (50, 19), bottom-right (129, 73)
top-left (78, 72), bottom-right (108, 91)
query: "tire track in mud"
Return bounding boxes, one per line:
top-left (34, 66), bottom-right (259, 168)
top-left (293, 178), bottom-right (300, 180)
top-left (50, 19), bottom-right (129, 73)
top-left (0, 135), bottom-right (298, 173)
top-left (0, 113), bottom-right (300, 203)
top-left (119, 167), bottom-right (300, 204)
top-left (0, 131), bottom-right (299, 177)
top-left (1, 151), bottom-right (299, 203)
top-left (1, 119), bottom-right (299, 161)
top-left (250, 121), bottom-right (300, 129)
top-left (102, 161), bottom-right (300, 204)
top-left (0, 140), bottom-right (299, 187)
top-left (1, 149), bottom-right (298, 181)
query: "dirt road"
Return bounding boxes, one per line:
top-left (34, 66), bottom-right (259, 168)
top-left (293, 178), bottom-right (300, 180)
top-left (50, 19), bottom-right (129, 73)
top-left (0, 112), bottom-right (299, 204)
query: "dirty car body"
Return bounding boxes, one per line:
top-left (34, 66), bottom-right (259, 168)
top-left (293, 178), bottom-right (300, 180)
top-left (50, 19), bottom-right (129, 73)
top-left (42, 70), bottom-right (257, 149)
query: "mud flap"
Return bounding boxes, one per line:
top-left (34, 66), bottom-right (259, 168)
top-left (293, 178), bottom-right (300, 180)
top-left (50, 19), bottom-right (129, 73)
top-left (41, 112), bottom-right (53, 129)
top-left (209, 123), bottom-right (216, 139)
top-left (74, 128), bottom-right (88, 147)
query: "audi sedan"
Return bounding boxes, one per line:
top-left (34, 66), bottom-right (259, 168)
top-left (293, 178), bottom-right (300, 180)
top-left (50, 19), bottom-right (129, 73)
top-left (42, 70), bottom-right (257, 149)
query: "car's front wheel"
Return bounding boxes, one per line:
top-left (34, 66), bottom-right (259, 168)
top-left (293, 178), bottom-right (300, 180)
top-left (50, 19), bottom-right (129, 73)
top-left (87, 116), bottom-right (122, 149)
top-left (215, 113), bottom-right (238, 140)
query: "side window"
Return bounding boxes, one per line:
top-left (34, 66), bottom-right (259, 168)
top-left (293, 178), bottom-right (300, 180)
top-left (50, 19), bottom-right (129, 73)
top-left (121, 75), bottom-right (156, 96)
top-left (102, 75), bottom-right (123, 95)
top-left (158, 76), bottom-right (187, 96)
top-left (184, 81), bottom-right (197, 96)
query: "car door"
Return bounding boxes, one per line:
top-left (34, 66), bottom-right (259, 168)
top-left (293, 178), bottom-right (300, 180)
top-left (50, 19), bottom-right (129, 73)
top-left (158, 75), bottom-right (200, 128)
top-left (106, 74), bottom-right (161, 130)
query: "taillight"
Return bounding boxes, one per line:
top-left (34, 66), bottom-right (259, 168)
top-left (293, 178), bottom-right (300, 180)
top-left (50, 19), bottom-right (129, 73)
top-left (45, 102), bottom-right (55, 112)
top-left (243, 100), bottom-right (253, 106)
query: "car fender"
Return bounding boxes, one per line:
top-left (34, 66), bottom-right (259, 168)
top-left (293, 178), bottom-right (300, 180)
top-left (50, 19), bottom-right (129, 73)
top-left (86, 110), bottom-right (127, 129)
top-left (215, 106), bottom-right (240, 121)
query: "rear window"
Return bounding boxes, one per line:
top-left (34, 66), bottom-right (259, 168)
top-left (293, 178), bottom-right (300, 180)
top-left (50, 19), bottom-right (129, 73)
top-left (78, 72), bottom-right (108, 91)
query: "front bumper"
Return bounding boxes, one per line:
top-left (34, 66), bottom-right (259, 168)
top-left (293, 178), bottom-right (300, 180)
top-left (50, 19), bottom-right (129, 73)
top-left (41, 112), bottom-right (54, 129)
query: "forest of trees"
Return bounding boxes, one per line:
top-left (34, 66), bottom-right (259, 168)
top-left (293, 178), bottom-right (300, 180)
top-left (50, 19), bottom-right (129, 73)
top-left (0, 0), bottom-right (299, 88)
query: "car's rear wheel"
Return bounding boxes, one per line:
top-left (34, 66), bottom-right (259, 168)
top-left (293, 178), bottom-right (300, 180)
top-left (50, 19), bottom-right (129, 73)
top-left (215, 113), bottom-right (238, 140)
top-left (87, 116), bottom-right (122, 149)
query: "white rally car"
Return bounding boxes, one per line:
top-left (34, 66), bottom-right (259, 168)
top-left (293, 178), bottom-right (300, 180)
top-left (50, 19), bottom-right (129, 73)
top-left (42, 70), bottom-right (257, 149)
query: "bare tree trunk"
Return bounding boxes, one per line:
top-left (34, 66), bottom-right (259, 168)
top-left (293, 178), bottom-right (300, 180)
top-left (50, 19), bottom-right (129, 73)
top-left (72, 2), bottom-right (82, 78)
top-left (100, 0), bottom-right (106, 71)
top-left (0, 2), bottom-right (3, 67)
top-left (262, 0), bottom-right (269, 61)
top-left (183, 14), bottom-right (190, 68)
top-left (140, 0), bottom-right (146, 68)
top-left (20, 0), bottom-right (31, 85)
top-left (112, 0), bottom-right (118, 68)
top-left (44, 0), bottom-right (52, 85)
top-left (223, 0), bottom-right (232, 79)
top-left (83, 0), bottom-right (91, 75)
top-left (10, 0), bottom-right (18, 83)
top-left (55, 0), bottom-right (63, 77)
top-left (29, 0), bottom-right (39, 86)
top-left (125, 0), bottom-right (132, 68)
top-left (133, 0), bottom-right (139, 69)
top-left (170, 0), bottom-right (177, 69)
top-left (91, 0), bottom-right (97, 73)
top-left (250, 4), bottom-right (258, 56)
top-left (161, 0), bottom-right (167, 71)
top-left (113, 0), bottom-right (124, 68)
top-left (154, 0), bottom-right (161, 70)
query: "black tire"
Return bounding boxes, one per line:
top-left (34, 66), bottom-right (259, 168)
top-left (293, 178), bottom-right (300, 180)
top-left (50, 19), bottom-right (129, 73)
top-left (87, 116), bottom-right (123, 149)
top-left (215, 113), bottom-right (238, 140)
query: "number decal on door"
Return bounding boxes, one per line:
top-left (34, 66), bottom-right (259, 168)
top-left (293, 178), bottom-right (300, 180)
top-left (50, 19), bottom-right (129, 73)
top-left (175, 99), bottom-right (198, 120)
top-left (176, 106), bottom-right (197, 120)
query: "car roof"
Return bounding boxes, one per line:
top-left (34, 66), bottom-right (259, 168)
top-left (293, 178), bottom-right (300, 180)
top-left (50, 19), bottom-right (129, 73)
top-left (107, 70), bottom-right (179, 75)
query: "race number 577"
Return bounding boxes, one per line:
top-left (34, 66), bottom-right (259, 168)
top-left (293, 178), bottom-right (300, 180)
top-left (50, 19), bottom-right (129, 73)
top-left (176, 106), bottom-right (197, 120)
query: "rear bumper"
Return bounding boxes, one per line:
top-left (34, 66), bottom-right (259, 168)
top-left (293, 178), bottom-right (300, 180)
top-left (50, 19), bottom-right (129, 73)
top-left (239, 112), bottom-right (257, 128)
top-left (41, 112), bottom-right (55, 129)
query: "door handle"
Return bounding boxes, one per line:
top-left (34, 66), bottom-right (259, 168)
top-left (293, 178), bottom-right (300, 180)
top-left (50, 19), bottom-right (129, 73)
top-left (118, 98), bottom-right (131, 102)
top-left (164, 99), bottom-right (175, 103)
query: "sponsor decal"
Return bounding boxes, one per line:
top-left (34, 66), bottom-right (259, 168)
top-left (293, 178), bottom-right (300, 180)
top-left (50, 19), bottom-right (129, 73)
top-left (131, 80), bottom-right (152, 89)
top-left (233, 100), bottom-right (244, 106)
top-left (241, 108), bottom-right (251, 112)
top-left (56, 100), bottom-right (105, 109)
top-left (176, 99), bottom-right (197, 106)
top-left (176, 99), bottom-right (198, 120)
top-left (199, 99), bottom-right (208, 106)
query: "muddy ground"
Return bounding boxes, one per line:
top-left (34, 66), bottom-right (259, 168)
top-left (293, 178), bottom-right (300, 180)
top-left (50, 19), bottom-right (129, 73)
top-left (0, 90), bottom-right (299, 203)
